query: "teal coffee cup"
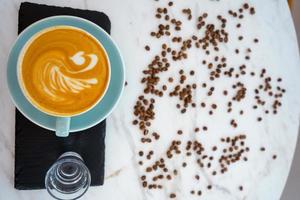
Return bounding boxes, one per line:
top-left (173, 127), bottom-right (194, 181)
top-left (7, 16), bottom-right (125, 137)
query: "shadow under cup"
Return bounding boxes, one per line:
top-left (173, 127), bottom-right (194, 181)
top-left (17, 25), bottom-right (111, 137)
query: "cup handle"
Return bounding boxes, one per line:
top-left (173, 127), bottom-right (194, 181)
top-left (55, 117), bottom-right (70, 137)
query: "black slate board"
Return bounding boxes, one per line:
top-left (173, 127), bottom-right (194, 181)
top-left (15, 2), bottom-right (110, 190)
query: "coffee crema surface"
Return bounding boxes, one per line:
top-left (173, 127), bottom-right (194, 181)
top-left (19, 26), bottom-right (110, 116)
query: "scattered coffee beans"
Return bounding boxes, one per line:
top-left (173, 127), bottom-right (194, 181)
top-left (132, 1), bottom-right (285, 198)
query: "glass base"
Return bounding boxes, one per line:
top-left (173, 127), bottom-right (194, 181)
top-left (45, 152), bottom-right (91, 200)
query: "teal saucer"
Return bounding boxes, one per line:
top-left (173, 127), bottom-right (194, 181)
top-left (7, 16), bottom-right (125, 133)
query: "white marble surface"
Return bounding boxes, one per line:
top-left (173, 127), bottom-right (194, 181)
top-left (0, 0), bottom-right (299, 199)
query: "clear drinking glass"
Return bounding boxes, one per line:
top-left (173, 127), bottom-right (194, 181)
top-left (45, 152), bottom-right (91, 200)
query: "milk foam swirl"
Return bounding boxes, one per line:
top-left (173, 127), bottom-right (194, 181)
top-left (39, 51), bottom-right (99, 100)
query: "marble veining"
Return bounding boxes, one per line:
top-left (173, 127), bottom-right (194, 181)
top-left (0, 0), bottom-right (299, 200)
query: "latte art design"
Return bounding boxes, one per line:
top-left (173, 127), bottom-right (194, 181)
top-left (20, 27), bottom-right (110, 116)
top-left (40, 51), bottom-right (99, 100)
